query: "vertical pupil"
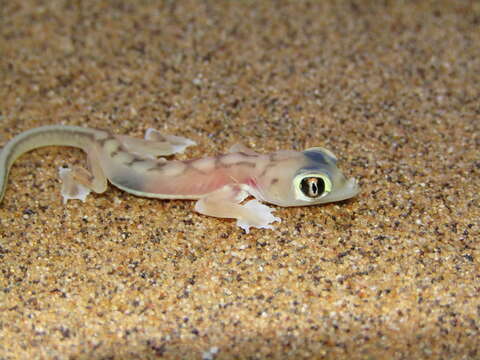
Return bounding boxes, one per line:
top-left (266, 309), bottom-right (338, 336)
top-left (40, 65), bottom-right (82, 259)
top-left (301, 177), bottom-right (326, 198)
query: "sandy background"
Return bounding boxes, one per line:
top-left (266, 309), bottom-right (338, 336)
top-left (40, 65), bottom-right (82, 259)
top-left (1, 1), bottom-right (479, 359)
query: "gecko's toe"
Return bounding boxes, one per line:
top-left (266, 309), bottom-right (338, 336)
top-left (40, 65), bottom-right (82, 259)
top-left (58, 167), bottom-right (91, 204)
top-left (237, 199), bottom-right (281, 233)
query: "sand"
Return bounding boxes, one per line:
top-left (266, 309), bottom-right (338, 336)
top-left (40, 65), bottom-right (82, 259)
top-left (0, 1), bottom-right (479, 359)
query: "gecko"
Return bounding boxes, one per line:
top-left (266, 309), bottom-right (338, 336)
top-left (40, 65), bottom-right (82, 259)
top-left (0, 125), bottom-right (359, 232)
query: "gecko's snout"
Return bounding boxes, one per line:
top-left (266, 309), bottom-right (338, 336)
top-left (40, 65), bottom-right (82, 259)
top-left (323, 176), bottom-right (360, 203)
top-left (347, 177), bottom-right (360, 197)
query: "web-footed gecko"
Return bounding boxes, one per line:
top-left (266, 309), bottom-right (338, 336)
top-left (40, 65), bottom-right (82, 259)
top-left (0, 125), bottom-right (359, 232)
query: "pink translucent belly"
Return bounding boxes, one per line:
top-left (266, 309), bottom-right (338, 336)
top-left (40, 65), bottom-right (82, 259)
top-left (145, 168), bottom-right (241, 196)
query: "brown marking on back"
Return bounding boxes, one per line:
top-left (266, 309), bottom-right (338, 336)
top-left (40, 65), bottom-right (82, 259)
top-left (222, 161), bottom-right (256, 168)
top-left (218, 153), bottom-right (258, 168)
top-left (259, 162), bottom-right (275, 178)
top-left (97, 136), bottom-right (116, 147)
top-left (100, 137), bottom-right (121, 158)
top-left (129, 158), bottom-right (159, 172)
top-left (112, 150), bottom-right (134, 164)
top-left (258, 153), bottom-right (296, 178)
top-left (161, 161), bottom-right (187, 177)
top-left (125, 156), bottom-right (146, 167)
top-left (237, 151), bottom-right (258, 158)
top-left (219, 153), bottom-right (243, 165)
top-left (146, 162), bottom-right (167, 172)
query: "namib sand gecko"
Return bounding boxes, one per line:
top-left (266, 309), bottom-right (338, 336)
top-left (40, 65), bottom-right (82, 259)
top-left (0, 125), bottom-right (359, 232)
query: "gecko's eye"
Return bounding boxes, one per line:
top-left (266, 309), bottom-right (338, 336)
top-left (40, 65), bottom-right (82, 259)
top-left (301, 177), bottom-right (324, 198)
top-left (294, 174), bottom-right (332, 201)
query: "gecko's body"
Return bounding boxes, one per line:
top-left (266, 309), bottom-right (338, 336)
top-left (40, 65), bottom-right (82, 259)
top-left (0, 125), bottom-right (359, 232)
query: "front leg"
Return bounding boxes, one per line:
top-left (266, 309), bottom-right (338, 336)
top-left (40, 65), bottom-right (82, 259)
top-left (194, 184), bottom-right (281, 233)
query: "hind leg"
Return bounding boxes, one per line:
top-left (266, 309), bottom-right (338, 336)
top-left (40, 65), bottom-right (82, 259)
top-left (59, 148), bottom-right (107, 204)
top-left (115, 128), bottom-right (196, 159)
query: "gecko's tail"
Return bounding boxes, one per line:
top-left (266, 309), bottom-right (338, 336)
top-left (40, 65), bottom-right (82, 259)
top-left (0, 125), bottom-right (99, 203)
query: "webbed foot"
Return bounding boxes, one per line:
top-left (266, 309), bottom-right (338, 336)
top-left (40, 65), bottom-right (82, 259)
top-left (236, 199), bottom-right (281, 233)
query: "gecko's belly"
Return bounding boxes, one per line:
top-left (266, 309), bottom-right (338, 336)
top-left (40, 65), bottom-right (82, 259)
top-left (142, 170), bottom-right (238, 199)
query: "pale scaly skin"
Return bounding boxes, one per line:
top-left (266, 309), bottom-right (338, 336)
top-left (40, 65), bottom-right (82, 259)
top-left (0, 125), bottom-right (360, 232)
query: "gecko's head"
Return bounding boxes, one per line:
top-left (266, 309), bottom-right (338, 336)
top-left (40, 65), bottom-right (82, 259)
top-left (257, 147), bottom-right (359, 207)
top-left (291, 147), bottom-right (360, 206)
